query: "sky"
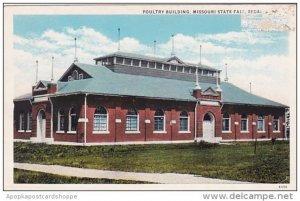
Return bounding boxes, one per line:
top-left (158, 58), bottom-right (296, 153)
top-left (13, 14), bottom-right (292, 105)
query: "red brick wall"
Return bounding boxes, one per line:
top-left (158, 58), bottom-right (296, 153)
top-left (84, 95), bottom-right (195, 143)
top-left (14, 94), bottom-right (286, 143)
top-left (221, 104), bottom-right (285, 140)
top-left (13, 100), bottom-right (32, 139)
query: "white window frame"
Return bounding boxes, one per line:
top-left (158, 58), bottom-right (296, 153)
top-left (153, 110), bottom-right (166, 133)
top-left (18, 112), bottom-right (25, 132)
top-left (240, 114), bottom-right (249, 133)
top-left (79, 73), bottom-right (83, 80)
top-left (257, 115), bottom-right (265, 132)
top-left (93, 106), bottom-right (109, 134)
top-left (125, 108), bottom-right (139, 133)
top-left (179, 111), bottom-right (190, 133)
top-left (273, 117), bottom-right (280, 132)
top-left (26, 111), bottom-right (32, 132)
top-left (68, 108), bottom-right (77, 134)
top-left (222, 113), bottom-right (231, 133)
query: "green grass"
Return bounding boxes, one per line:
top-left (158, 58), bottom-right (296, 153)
top-left (14, 141), bottom-right (290, 183)
top-left (14, 168), bottom-right (152, 184)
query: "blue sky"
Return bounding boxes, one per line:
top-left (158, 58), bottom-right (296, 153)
top-left (13, 14), bottom-right (291, 104)
top-left (14, 15), bottom-right (242, 45)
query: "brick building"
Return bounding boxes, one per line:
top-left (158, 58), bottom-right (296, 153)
top-left (13, 51), bottom-right (288, 144)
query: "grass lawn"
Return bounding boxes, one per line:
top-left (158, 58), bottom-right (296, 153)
top-left (14, 168), bottom-right (152, 184)
top-left (14, 141), bottom-right (290, 183)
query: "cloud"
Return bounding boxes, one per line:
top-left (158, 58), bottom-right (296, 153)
top-left (13, 27), bottom-right (292, 106)
top-left (198, 31), bottom-right (278, 45)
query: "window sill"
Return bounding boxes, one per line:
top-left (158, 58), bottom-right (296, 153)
top-left (240, 131), bottom-right (249, 133)
top-left (257, 131), bottom-right (266, 133)
top-left (18, 130), bottom-right (25, 132)
top-left (56, 131), bottom-right (65, 134)
top-left (273, 131), bottom-right (281, 133)
top-left (222, 131), bottom-right (232, 133)
top-left (125, 131), bottom-right (140, 134)
top-left (67, 131), bottom-right (76, 134)
top-left (25, 130), bottom-right (32, 133)
top-left (93, 131), bottom-right (110, 134)
top-left (153, 131), bottom-right (167, 134)
top-left (179, 131), bottom-right (191, 134)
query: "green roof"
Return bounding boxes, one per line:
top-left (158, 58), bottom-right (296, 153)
top-left (54, 63), bottom-right (286, 108)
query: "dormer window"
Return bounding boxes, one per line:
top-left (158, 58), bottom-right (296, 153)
top-left (79, 74), bottom-right (83, 80)
top-left (72, 70), bottom-right (78, 80)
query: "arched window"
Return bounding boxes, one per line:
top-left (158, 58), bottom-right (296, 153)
top-left (27, 111), bottom-right (32, 131)
top-left (222, 113), bottom-right (230, 132)
top-left (69, 108), bottom-right (77, 131)
top-left (179, 111), bottom-right (189, 131)
top-left (257, 115), bottom-right (265, 132)
top-left (154, 109), bottom-right (165, 131)
top-left (58, 109), bottom-right (65, 131)
top-left (126, 108), bottom-right (138, 131)
top-left (241, 113), bottom-right (248, 132)
top-left (72, 70), bottom-right (78, 80)
top-left (19, 112), bottom-right (25, 131)
top-left (93, 106), bottom-right (108, 131)
top-left (273, 115), bottom-right (280, 132)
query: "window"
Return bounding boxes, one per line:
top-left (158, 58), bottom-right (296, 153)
top-left (124, 58), bottom-right (132, 65)
top-left (273, 116), bottom-right (280, 132)
top-left (58, 109), bottom-right (65, 131)
top-left (177, 66), bottom-right (183, 72)
top-left (154, 109), bottom-right (165, 131)
top-left (257, 115), bottom-right (265, 132)
top-left (126, 108), bottom-right (138, 131)
top-left (19, 112), bottom-right (25, 131)
top-left (156, 63), bottom-right (162, 69)
top-left (72, 70), bottom-right (78, 80)
top-left (141, 60), bottom-right (148, 67)
top-left (184, 67), bottom-right (190, 73)
top-left (133, 59), bottom-right (140, 66)
top-left (27, 111), bottom-right (32, 131)
top-left (170, 65), bottom-right (176, 72)
top-left (116, 57), bottom-right (123, 64)
top-left (163, 64), bottom-right (170, 71)
top-left (68, 76), bottom-right (72, 81)
top-left (222, 113), bottom-right (230, 131)
top-left (69, 108), bottom-right (77, 131)
top-left (93, 106), bottom-right (108, 131)
top-left (241, 114), bottom-right (248, 132)
top-left (190, 68), bottom-right (196, 74)
top-left (79, 74), bottom-right (83, 80)
top-left (179, 111), bottom-right (189, 131)
top-left (149, 62), bottom-right (155, 68)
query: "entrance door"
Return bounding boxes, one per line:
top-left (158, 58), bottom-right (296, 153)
top-left (37, 110), bottom-right (46, 140)
top-left (203, 113), bottom-right (215, 139)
